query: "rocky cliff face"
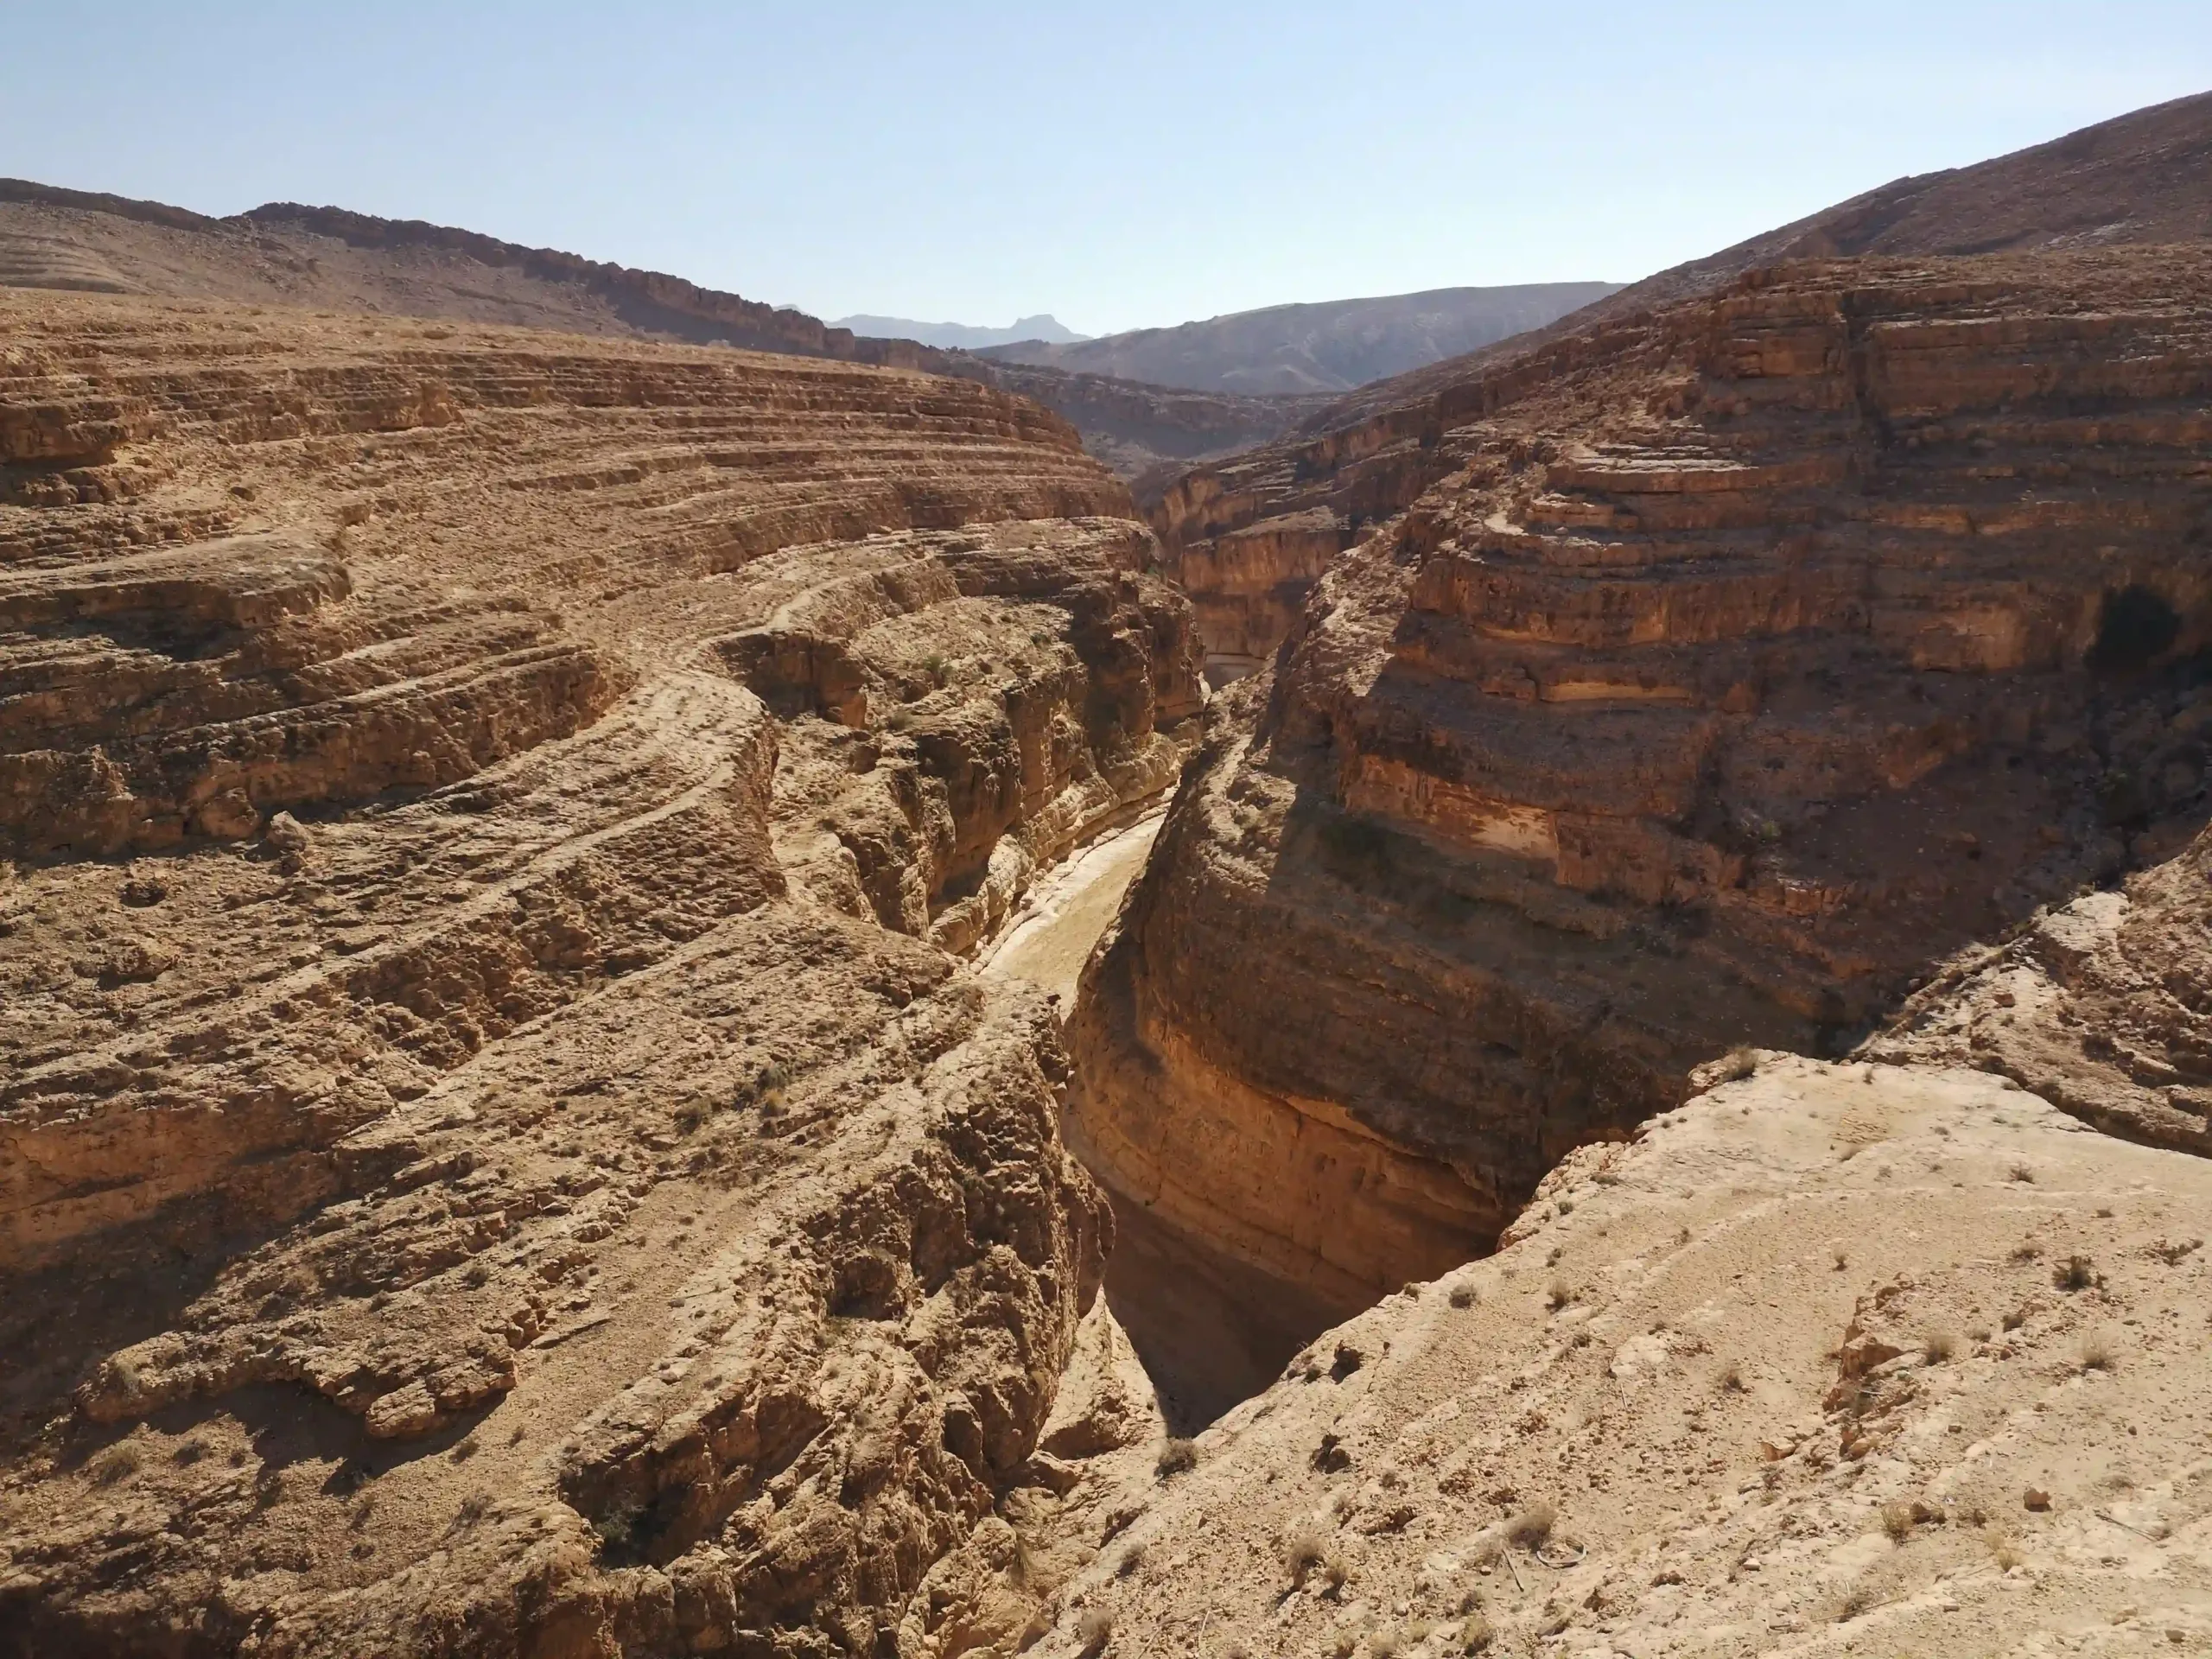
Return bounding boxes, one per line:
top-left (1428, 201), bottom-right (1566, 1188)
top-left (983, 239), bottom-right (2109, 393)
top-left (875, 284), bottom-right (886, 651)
top-left (1071, 245), bottom-right (2212, 1406)
top-left (0, 292), bottom-right (1200, 1656)
top-left (1149, 92), bottom-right (2212, 671)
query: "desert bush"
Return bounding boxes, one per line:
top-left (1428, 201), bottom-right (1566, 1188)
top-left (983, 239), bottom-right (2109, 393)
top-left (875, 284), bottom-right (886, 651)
top-left (2054, 1254), bottom-right (2097, 1292)
top-left (1282, 1522), bottom-right (1328, 1586)
top-left (1504, 1502), bottom-right (1555, 1548)
top-left (2077, 1330), bottom-right (2116, 1371)
top-left (86, 1442), bottom-right (142, 1486)
top-left (1923, 1330), bottom-right (1956, 1364)
top-left (1156, 1436), bottom-right (1198, 1478)
top-left (1076, 1606), bottom-right (1113, 1652)
top-left (1880, 1500), bottom-right (1915, 1542)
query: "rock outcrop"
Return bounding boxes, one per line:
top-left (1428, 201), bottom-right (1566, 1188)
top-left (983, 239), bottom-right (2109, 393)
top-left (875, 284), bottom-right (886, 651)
top-left (1034, 1052), bottom-right (2212, 1658)
top-left (0, 290), bottom-right (1202, 1656)
top-left (1072, 244), bottom-right (2212, 1409)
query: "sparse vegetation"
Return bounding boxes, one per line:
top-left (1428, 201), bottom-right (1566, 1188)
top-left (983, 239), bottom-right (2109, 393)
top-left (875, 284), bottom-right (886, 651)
top-left (1456, 1611), bottom-right (1494, 1652)
top-left (1448, 1282), bottom-right (1478, 1309)
top-left (2054, 1253), bottom-right (2097, 1292)
top-left (1076, 1605), bottom-right (1113, 1652)
top-left (1546, 1279), bottom-right (1573, 1311)
top-left (1719, 1363), bottom-right (1745, 1393)
top-left (2077, 1329), bottom-right (2116, 1371)
top-left (1504, 1502), bottom-right (1555, 1549)
top-left (1714, 1046), bottom-right (1758, 1083)
top-left (1282, 1522), bottom-right (1329, 1586)
top-left (1990, 1533), bottom-right (2024, 1569)
top-left (1880, 1499), bottom-right (1915, 1542)
top-left (1155, 1436), bottom-right (1198, 1478)
top-left (87, 1442), bottom-right (143, 1485)
top-left (2003, 1307), bottom-right (2027, 1332)
top-left (1923, 1330), bottom-right (1956, 1364)
top-left (1116, 1542), bottom-right (1144, 1578)
top-left (172, 1436), bottom-right (208, 1465)
top-left (2008, 1161), bottom-right (2036, 1183)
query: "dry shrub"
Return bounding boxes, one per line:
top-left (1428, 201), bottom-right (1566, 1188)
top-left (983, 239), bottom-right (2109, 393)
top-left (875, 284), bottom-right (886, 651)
top-left (1076, 1605), bottom-right (1113, 1652)
top-left (1545, 1279), bottom-right (1573, 1312)
top-left (2077, 1330), bottom-right (2116, 1371)
top-left (1715, 1046), bottom-right (1759, 1083)
top-left (1116, 1542), bottom-right (1144, 1579)
top-left (1505, 1502), bottom-right (1555, 1548)
top-left (1282, 1522), bottom-right (1328, 1586)
top-left (1923, 1330), bottom-right (1956, 1364)
top-left (1448, 1282), bottom-right (1478, 1309)
top-left (1880, 1500), bottom-right (1914, 1542)
top-left (87, 1442), bottom-right (142, 1486)
top-left (1989, 1533), bottom-right (2024, 1569)
top-left (2054, 1254), bottom-right (2097, 1292)
top-left (1155, 1436), bottom-right (1198, 1478)
top-left (1457, 1611), bottom-right (1495, 1652)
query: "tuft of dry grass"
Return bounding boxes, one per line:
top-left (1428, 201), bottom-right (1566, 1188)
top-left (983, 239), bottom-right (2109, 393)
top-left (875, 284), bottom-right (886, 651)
top-left (1880, 1500), bottom-right (1916, 1542)
top-left (2077, 1330), bottom-right (2116, 1371)
top-left (1456, 1611), bottom-right (1494, 1652)
top-left (1116, 1542), bottom-right (1145, 1579)
top-left (2002, 1307), bottom-right (2027, 1332)
top-left (2008, 1161), bottom-right (2036, 1184)
top-left (1156, 1436), bottom-right (1198, 1478)
top-left (1504, 1502), bottom-right (1556, 1549)
top-left (1719, 1363), bottom-right (1745, 1393)
top-left (1923, 1330), bottom-right (1956, 1364)
top-left (86, 1442), bottom-right (143, 1486)
top-left (1988, 1532), bottom-right (2024, 1569)
top-left (1715, 1046), bottom-right (1759, 1083)
top-left (1076, 1605), bottom-right (1113, 1652)
top-left (1448, 1282), bottom-right (1478, 1309)
top-left (1545, 1279), bottom-right (1573, 1312)
top-left (2054, 1254), bottom-right (2097, 1293)
top-left (1282, 1522), bottom-right (1328, 1586)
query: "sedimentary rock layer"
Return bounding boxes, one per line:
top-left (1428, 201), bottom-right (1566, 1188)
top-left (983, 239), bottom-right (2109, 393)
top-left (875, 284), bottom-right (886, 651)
top-left (0, 292), bottom-right (1200, 1656)
top-left (0, 181), bottom-right (1324, 482)
top-left (1149, 92), bottom-right (2212, 667)
top-left (1072, 247), bottom-right (2212, 1375)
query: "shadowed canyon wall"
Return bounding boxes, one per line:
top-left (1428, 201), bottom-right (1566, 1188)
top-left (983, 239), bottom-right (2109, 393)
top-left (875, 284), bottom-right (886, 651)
top-left (1072, 244), bottom-right (2212, 1414)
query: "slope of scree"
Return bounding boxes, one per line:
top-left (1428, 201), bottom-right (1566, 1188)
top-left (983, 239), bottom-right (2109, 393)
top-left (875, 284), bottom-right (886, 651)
top-left (1151, 90), bottom-right (2212, 673)
top-left (1033, 1052), bottom-right (2212, 1658)
top-left (0, 180), bottom-right (1322, 482)
top-left (1071, 245), bottom-right (2212, 1419)
top-left (0, 289), bottom-right (1205, 1657)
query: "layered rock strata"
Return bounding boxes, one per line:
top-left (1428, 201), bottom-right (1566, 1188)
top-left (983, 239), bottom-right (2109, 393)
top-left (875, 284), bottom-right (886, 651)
top-left (1072, 246), bottom-right (2212, 1406)
top-left (0, 181), bottom-right (1325, 483)
top-left (0, 291), bottom-right (1200, 1656)
top-left (1150, 91), bottom-right (2212, 665)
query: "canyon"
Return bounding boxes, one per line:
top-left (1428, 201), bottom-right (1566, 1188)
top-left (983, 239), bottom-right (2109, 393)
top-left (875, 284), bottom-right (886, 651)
top-left (3, 85), bottom-right (2212, 1659)
top-left (0, 181), bottom-right (1324, 486)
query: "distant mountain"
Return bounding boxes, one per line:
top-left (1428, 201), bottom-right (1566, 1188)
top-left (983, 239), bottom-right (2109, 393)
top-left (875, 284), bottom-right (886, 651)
top-left (833, 312), bottom-right (1090, 349)
top-left (976, 283), bottom-right (1619, 395)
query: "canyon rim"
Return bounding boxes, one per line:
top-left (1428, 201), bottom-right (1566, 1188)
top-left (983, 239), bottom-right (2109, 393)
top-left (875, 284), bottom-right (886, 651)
top-left (3, 80), bottom-right (2212, 1659)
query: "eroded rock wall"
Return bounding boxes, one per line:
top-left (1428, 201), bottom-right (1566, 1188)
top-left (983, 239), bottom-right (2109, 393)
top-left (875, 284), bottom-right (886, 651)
top-left (0, 291), bottom-right (1198, 1656)
top-left (1072, 248), bottom-right (2212, 1378)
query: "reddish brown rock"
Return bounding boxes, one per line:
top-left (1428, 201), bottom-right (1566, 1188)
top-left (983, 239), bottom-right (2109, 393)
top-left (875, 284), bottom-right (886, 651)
top-left (1073, 245), bottom-right (2212, 1409)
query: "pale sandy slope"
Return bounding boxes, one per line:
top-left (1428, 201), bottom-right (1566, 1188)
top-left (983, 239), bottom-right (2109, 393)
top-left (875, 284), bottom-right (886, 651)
top-left (1031, 1055), bottom-right (2212, 1658)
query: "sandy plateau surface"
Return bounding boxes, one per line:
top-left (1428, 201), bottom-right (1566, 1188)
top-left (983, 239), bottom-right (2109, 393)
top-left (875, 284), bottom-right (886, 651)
top-left (1035, 1056), bottom-right (2212, 1658)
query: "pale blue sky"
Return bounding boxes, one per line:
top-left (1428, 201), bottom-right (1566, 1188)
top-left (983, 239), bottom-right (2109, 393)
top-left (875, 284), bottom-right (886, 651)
top-left (5, 3), bottom-right (2208, 334)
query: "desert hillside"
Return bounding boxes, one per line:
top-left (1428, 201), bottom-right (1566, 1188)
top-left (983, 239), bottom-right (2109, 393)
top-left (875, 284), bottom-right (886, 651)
top-left (0, 181), bottom-right (1323, 482)
top-left (1148, 91), bottom-right (2212, 677)
top-left (978, 284), bottom-right (1619, 397)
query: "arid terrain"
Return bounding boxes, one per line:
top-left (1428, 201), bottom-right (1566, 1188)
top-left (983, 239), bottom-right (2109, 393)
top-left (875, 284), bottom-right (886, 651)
top-left (3, 83), bottom-right (2212, 1659)
top-left (976, 285), bottom-right (1620, 397)
top-left (0, 181), bottom-right (1324, 484)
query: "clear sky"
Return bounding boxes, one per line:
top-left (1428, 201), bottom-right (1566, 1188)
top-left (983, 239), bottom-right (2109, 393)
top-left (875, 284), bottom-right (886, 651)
top-left (4, 2), bottom-right (2208, 334)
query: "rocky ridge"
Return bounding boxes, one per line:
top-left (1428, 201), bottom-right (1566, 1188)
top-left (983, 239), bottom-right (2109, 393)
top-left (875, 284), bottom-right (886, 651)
top-left (1071, 243), bottom-right (2212, 1412)
top-left (0, 182), bottom-right (1322, 482)
top-left (1148, 91), bottom-right (2212, 674)
top-left (0, 290), bottom-right (1200, 1656)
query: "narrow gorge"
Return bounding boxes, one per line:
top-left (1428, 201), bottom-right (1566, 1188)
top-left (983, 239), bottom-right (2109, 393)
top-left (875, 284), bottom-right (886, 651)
top-left (4, 86), bottom-right (2212, 1659)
